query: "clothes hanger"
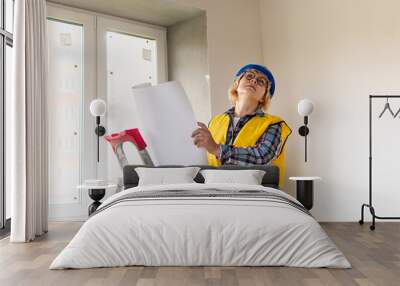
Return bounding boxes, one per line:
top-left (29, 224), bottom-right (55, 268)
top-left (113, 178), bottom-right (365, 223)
top-left (378, 97), bottom-right (395, 118)
top-left (394, 106), bottom-right (400, 118)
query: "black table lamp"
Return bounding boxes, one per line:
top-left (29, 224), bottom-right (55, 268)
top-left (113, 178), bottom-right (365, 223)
top-left (297, 99), bottom-right (314, 162)
top-left (90, 99), bottom-right (107, 162)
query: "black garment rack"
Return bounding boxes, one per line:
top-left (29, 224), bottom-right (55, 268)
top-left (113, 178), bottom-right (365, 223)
top-left (359, 95), bottom-right (400, 230)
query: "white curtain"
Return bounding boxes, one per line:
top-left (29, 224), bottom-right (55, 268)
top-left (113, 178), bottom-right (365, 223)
top-left (10, 0), bottom-right (48, 242)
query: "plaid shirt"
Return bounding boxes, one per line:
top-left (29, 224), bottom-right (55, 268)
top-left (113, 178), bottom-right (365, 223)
top-left (218, 107), bottom-right (282, 165)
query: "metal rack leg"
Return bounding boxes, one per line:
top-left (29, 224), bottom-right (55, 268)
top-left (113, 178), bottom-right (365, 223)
top-left (369, 206), bottom-right (376, 231)
top-left (359, 204), bottom-right (366, 225)
top-left (359, 204), bottom-right (376, 230)
top-left (359, 202), bottom-right (400, 230)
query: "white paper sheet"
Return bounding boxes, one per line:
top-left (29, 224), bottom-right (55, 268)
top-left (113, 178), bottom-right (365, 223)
top-left (132, 81), bottom-right (208, 165)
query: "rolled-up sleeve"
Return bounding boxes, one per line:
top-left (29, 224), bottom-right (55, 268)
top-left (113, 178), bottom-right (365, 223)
top-left (218, 124), bottom-right (282, 165)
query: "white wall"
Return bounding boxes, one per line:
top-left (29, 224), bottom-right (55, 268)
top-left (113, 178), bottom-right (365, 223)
top-left (175, 0), bottom-right (264, 116)
top-left (260, 0), bottom-right (400, 221)
top-left (167, 13), bottom-right (210, 124)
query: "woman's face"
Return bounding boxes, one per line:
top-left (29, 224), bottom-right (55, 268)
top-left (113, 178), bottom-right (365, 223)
top-left (236, 70), bottom-right (268, 104)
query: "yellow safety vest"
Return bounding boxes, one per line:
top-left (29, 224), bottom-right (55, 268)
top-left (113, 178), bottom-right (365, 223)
top-left (207, 113), bottom-right (292, 188)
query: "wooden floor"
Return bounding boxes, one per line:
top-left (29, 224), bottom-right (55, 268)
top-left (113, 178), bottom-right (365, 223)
top-left (0, 222), bottom-right (399, 286)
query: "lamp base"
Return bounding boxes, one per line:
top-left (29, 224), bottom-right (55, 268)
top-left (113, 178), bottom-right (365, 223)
top-left (298, 126), bottom-right (309, 137)
top-left (95, 126), bottom-right (106, 136)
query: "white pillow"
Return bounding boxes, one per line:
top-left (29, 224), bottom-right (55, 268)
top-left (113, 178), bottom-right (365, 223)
top-left (200, 169), bottom-right (266, 185)
top-left (135, 167), bottom-right (200, 186)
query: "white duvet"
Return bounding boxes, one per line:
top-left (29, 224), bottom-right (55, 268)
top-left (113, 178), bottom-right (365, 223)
top-left (50, 183), bottom-right (351, 269)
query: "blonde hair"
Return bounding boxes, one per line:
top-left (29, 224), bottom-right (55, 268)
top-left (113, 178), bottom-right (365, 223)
top-left (228, 70), bottom-right (272, 112)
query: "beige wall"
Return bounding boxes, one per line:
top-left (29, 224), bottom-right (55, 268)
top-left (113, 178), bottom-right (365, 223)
top-left (167, 13), bottom-right (210, 123)
top-left (260, 0), bottom-right (400, 221)
top-left (175, 0), bottom-right (264, 116)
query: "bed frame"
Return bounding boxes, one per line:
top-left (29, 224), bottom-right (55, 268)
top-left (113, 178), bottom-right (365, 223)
top-left (123, 165), bottom-right (280, 189)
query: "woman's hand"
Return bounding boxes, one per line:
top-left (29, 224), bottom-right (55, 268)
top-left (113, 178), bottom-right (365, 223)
top-left (191, 122), bottom-right (221, 157)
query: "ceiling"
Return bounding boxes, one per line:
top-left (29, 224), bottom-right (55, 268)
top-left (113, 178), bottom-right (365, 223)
top-left (47, 0), bottom-right (204, 27)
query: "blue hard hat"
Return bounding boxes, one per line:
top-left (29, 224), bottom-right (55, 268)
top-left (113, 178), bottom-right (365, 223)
top-left (235, 64), bottom-right (275, 96)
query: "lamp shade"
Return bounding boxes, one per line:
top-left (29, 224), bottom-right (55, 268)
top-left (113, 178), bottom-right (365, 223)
top-left (90, 99), bottom-right (106, 117)
top-left (297, 99), bottom-right (314, 116)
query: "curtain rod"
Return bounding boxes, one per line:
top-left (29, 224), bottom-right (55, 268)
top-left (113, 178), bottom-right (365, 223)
top-left (370, 95), bottom-right (400, 98)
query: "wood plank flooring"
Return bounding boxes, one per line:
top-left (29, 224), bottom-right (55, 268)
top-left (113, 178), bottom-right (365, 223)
top-left (0, 222), bottom-right (399, 286)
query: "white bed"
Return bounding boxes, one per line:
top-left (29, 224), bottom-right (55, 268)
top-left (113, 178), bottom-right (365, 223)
top-left (50, 183), bottom-right (351, 269)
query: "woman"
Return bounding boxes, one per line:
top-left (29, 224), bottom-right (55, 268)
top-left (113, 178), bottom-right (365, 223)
top-left (191, 64), bottom-right (292, 187)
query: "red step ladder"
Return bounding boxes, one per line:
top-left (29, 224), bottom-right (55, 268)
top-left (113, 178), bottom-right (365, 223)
top-left (105, 129), bottom-right (154, 169)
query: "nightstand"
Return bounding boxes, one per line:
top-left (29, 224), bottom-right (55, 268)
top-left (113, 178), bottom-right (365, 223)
top-left (289, 177), bottom-right (321, 210)
top-left (77, 184), bottom-right (117, 215)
